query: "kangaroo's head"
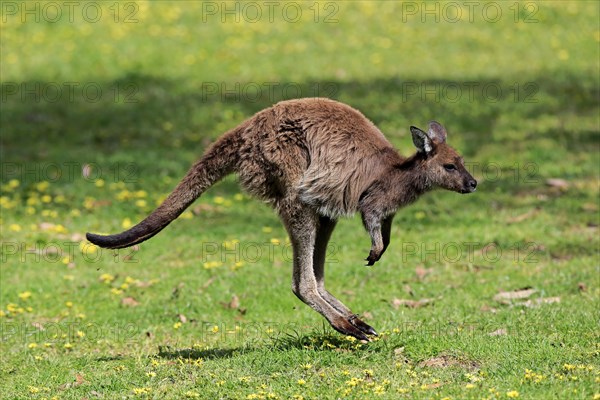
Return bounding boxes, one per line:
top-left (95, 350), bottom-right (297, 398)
top-left (410, 121), bottom-right (477, 194)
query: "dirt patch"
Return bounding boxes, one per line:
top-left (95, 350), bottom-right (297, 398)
top-left (418, 354), bottom-right (480, 370)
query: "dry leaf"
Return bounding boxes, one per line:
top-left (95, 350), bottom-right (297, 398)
top-left (31, 322), bottom-right (45, 331)
top-left (70, 233), bottom-right (85, 241)
top-left (361, 311), bottom-right (373, 320)
top-left (488, 328), bottom-right (507, 336)
top-left (201, 277), bottom-right (215, 289)
top-left (507, 208), bottom-right (540, 224)
top-left (546, 178), bottom-right (569, 189)
top-left (39, 222), bottom-right (57, 231)
top-left (415, 266), bottom-right (432, 280)
top-left (229, 295), bottom-right (240, 309)
top-left (392, 298), bottom-right (434, 309)
top-left (120, 297), bottom-right (139, 307)
top-left (403, 284), bottom-right (414, 296)
top-left (493, 287), bottom-right (536, 303)
top-left (177, 314), bottom-right (187, 323)
top-left (480, 305), bottom-right (497, 313)
top-left (520, 297), bottom-right (560, 308)
top-left (82, 164), bottom-right (92, 178)
top-left (578, 282), bottom-right (587, 292)
top-left (75, 374), bottom-right (85, 386)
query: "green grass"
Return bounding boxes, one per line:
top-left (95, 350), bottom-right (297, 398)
top-left (1, 1), bottom-right (599, 399)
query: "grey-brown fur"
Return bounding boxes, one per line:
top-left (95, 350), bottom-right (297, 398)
top-left (87, 98), bottom-right (477, 340)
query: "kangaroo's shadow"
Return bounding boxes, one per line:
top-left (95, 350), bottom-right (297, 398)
top-left (155, 325), bottom-right (379, 361)
top-left (157, 345), bottom-right (253, 360)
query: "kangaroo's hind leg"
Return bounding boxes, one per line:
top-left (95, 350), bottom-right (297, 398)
top-left (279, 201), bottom-right (371, 341)
top-left (313, 216), bottom-right (377, 336)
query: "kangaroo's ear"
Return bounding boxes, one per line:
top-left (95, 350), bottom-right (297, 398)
top-left (427, 121), bottom-right (447, 144)
top-left (410, 126), bottom-right (433, 153)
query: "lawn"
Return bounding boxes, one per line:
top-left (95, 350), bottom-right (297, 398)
top-left (1, 1), bottom-right (599, 399)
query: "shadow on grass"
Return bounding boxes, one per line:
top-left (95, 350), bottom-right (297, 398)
top-left (155, 325), bottom-right (376, 360)
top-left (2, 73), bottom-right (597, 186)
top-left (157, 345), bottom-right (253, 360)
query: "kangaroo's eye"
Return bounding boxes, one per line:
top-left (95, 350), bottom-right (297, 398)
top-left (444, 164), bottom-right (457, 171)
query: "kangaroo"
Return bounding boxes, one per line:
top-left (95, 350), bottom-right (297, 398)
top-left (87, 98), bottom-right (477, 341)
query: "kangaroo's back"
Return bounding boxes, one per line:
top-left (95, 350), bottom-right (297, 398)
top-left (233, 98), bottom-right (401, 216)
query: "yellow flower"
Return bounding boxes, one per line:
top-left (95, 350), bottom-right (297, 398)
top-left (18, 291), bottom-right (32, 300)
top-left (36, 181), bottom-right (49, 192)
top-left (132, 387), bottom-right (151, 395)
top-left (28, 343), bottom-right (38, 349)
top-left (41, 194), bottom-right (52, 203)
top-left (95, 179), bottom-right (105, 187)
top-left (297, 379), bottom-right (306, 385)
top-left (465, 383), bottom-right (475, 389)
top-left (270, 238), bottom-right (280, 245)
top-left (213, 196), bottom-right (225, 204)
top-left (135, 199), bottom-right (147, 208)
top-left (63, 343), bottom-right (73, 349)
top-left (76, 330), bottom-right (85, 338)
top-left (173, 322), bottom-right (182, 329)
top-left (122, 218), bottom-right (132, 229)
top-left (54, 224), bottom-right (67, 233)
top-left (65, 301), bottom-right (73, 308)
top-left (99, 273), bottom-right (115, 283)
top-left (506, 390), bottom-right (519, 398)
top-left (9, 223), bottom-right (21, 232)
top-left (185, 391), bottom-right (200, 398)
top-left (28, 386), bottom-right (40, 394)
top-left (563, 363), bottom-right (576, 371)
top-left (8, 179), bottom-right (20, 189)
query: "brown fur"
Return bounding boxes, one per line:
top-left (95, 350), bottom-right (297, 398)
top-left (87, 98), bottom-right (476, 340)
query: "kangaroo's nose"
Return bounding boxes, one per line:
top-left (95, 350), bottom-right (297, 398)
top-left (469, 180), bottom-right (478, 190)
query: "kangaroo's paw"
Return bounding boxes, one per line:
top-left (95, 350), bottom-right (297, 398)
top-left (348, 314), bottom-right (378, 336)
top-left (330, 317), bottom-right (371, 341)
top-left (365, 249), bottom-right (381, 266)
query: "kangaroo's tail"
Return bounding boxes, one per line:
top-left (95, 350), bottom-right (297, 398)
top-left (86, 125), bottom-right (244, 249)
